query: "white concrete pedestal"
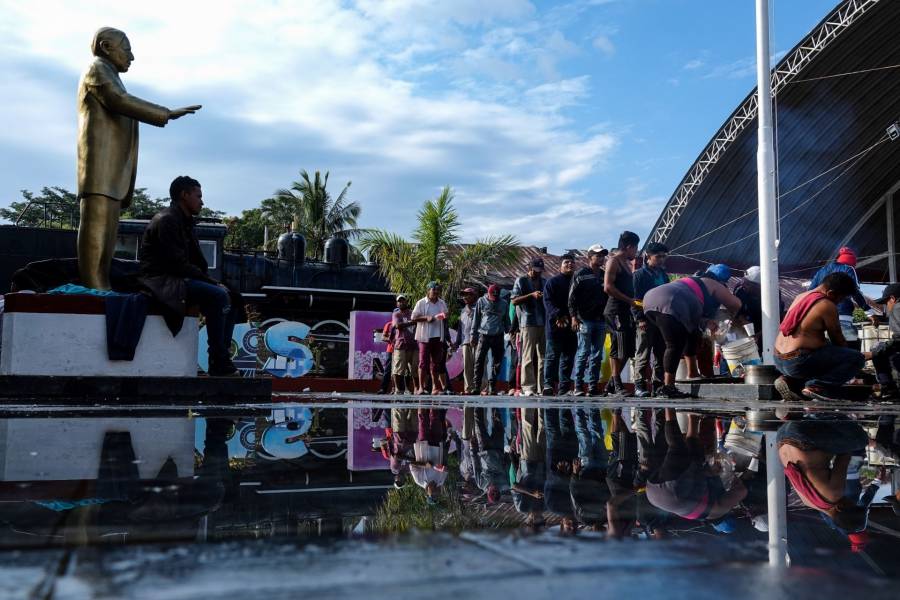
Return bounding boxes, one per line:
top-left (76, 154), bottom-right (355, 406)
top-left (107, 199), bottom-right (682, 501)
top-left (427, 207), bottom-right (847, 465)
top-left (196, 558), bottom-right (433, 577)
top-left (0, 293), bottom-right (198, 377)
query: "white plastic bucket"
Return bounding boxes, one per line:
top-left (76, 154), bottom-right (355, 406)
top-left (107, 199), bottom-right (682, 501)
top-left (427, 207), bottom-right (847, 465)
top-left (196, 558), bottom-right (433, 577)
top-left (721, 337), bottom-right (761, 377)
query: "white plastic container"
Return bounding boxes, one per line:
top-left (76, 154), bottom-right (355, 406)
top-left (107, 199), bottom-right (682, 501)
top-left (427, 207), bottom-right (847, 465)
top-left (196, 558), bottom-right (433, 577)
top-left (721, 337), bottom-right (762, 377)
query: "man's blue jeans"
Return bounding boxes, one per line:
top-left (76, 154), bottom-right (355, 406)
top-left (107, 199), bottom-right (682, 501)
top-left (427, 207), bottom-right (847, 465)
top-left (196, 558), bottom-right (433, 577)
top-left (573, 319), bottom-right (605, 388)
top-left (773, 344), bottom-right (864, 394)
top-left (573, 407), bottom-right (607, 472)
top-left (544, 330), bottom-right (576, 391)
top-left (186, 279), bottom-right (235, 365)
top-left (544, 407), bottom-right (577, 467)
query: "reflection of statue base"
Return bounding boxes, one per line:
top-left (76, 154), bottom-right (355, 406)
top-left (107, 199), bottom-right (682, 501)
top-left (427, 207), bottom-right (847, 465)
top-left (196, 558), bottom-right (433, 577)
top-left (0, 293), bottom-right (197, 377)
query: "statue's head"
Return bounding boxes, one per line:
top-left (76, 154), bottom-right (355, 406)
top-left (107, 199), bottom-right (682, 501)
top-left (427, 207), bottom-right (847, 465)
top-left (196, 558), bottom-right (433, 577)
top-left (91, 27), bottom-right (133, 73)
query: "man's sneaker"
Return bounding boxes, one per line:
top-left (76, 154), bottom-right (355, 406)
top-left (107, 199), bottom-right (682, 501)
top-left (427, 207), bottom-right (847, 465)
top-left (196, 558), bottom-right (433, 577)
top-left (208, 360), bottom-right (240, 377)
top-left (557, 385), bottom-right (571, 396)
top-left (655, 384), bottom-right (691, 399)
top-left (877, 383), bottom-right (900, 401)
top-left (604, 379), bottom-right (617, 395)
top-left (572, 387), bottom-right (586, 397)
top-left (586, 385), bottom-right (602, 397)
top-left (606, 378), bottom-right (627, 396)
top-left (633, 381), bottom-right (651, 398)
top-left (542, 388), bottom-right (555, 397)
top-left (774, 376), bottom-right (804, 402)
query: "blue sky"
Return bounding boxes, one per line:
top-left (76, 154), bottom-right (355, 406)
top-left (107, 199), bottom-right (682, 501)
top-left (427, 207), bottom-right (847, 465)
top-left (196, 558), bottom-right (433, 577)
top-left (0, 0), bottom-right (840, 253)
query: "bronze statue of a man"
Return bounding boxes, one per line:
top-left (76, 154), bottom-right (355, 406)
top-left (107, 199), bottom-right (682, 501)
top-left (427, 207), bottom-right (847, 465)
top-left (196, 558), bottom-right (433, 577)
top-left (77, 27), bottom-right (201, 290)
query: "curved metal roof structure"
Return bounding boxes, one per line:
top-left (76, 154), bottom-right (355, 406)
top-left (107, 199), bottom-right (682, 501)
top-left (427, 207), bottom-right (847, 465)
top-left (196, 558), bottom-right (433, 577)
top-left (647, 0), bottom-right (900, 282)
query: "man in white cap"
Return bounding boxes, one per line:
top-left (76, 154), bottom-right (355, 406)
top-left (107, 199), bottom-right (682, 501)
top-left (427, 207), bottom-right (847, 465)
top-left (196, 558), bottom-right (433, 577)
top-left (733, 265), bottom-right (784, 354)
top-left (568, 244), bottom-right (609, 396)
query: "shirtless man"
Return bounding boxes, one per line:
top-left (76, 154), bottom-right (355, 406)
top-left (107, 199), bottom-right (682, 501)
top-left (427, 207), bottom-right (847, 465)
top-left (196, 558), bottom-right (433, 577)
top-left (773, 272), bottom-right (864, 400)
top-left (777, 418), bottom-right (870, 534)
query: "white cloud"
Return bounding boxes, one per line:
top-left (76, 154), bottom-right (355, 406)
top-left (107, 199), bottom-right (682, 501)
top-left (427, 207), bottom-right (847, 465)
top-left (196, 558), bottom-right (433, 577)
top-left (593, 35), bottom-right (615, 56)
top-left (0, 0), bottom-right (620, 245)
top-left (683, 59), bottom-right (705, 70)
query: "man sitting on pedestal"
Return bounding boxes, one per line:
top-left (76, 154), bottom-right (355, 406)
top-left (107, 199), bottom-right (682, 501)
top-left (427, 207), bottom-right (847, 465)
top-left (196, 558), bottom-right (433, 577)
top-left (140, 175), bottom-right (239, 376)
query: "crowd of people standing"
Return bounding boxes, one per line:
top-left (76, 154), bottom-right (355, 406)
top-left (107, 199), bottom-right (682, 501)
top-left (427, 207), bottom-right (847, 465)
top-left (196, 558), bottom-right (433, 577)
top-left (379, 230), bottom-right (755, 400)
top-left (376, 231), bottom-right (900, 404)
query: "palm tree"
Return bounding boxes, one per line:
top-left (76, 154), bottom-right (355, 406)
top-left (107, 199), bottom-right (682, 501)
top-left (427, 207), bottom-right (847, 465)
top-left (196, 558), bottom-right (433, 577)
top-left (360, 186), bottom-right (519, 312)
top-left (264, 170), bottom-right (363, 260)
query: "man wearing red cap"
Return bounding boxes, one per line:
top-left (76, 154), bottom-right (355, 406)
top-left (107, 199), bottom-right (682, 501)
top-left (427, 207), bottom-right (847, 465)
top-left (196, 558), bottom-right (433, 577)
top-left (472, 284), bottom-right (511, 395)
top-left (454, 287), bottom-right (479, 395)
top-left (808, 247), bottom-right (871, 342)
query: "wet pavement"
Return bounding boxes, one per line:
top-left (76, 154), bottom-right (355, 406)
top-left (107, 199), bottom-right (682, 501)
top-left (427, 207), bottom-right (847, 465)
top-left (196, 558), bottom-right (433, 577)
top-left (0, 396), bottom-right (898, 599)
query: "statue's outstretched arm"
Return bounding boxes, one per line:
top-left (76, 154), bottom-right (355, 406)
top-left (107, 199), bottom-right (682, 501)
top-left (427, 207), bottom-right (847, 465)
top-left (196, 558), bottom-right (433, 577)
top-left (92, 83), bottom-right (173, 127)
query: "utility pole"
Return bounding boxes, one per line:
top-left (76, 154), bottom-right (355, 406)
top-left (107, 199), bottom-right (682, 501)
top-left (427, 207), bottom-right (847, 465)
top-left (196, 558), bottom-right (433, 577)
top-left (757, 0), bottom-right (787, 570)
top-left (756, 0), bottom-right (780, 365)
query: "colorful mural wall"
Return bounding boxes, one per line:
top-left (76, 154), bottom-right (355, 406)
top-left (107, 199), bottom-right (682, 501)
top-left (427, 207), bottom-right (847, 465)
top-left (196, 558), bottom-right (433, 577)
top-left (198, 318), bottom-right (349, 377)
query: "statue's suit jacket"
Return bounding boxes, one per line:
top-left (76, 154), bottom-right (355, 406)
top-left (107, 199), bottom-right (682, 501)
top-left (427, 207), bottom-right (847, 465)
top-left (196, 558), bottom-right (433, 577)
top-left (77, 57), bottom-right (169, 208)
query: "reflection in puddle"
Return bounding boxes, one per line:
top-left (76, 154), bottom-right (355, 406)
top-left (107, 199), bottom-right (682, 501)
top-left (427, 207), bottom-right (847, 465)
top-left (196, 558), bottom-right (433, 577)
top-left (0, 401), bottom-right (898, 583)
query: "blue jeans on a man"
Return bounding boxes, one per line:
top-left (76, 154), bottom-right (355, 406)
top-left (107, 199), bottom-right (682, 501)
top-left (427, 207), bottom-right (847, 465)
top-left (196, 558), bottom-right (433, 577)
top-left (544, 330), bottom-right (576, 392)
top-left (573, 407), bottom-right (607, 472)
top-left (774, 344), bottom-right (864, 395)
top-left (573, 319), bottom-right (605, 389)
top-left (186, 279), bottom-right (236, 367)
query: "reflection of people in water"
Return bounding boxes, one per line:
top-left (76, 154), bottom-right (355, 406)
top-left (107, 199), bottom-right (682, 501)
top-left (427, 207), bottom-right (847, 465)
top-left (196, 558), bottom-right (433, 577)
top-left (388, 408), bottom-right (418, 487)
top-left (570, 407), bottom-right (608, 531)
top-left (645, 410), bottom-right (746, 526)
top-left (543, 408), bottom-right (579, 534)
top-left (777, 417), bottom-right (870, 535)
top-left (410, 408), bottom-right (449, 502)
top-left (511, 407), bottom-right (546, 527)
top-left (474, 407), bottom-right (510, 504)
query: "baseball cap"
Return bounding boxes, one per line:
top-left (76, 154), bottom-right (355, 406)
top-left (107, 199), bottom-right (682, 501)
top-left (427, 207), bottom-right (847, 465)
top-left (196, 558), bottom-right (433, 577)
top-left (744, 266), bottom-right (761, 284)
top-left (529, 257), bottom-right (545, 271)
top-left (587, 244), bottom-right (608, 258)
top-left (848, 531), bottom-right (869, 553)
top-left (426, 281), bottom-right (442, 290)
top-left (710, 515), bottom-right (736, 534)
top-left (395, 294), bottom-right (407, 301)
top-left (487, 284), bottom-right (500, 298)
top-left (751, 514), bottom-right (768, 532)
top-left (459, 287), bottom-right (476, 296)
top-left (875, 283), bottom-right (900, 304)
top-left (705, 263), bottom-right (731, 283)
top-left (836, 246), bottom-right (857, 267)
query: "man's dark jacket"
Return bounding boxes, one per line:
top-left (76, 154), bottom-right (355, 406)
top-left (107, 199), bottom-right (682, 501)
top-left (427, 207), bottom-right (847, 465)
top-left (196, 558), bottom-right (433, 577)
top-left (568, 266), bottom-right (607, 321)
top-left (543, 273), bottom-right (574, 334)
top-left (139, 205), bottom-right (242, 334)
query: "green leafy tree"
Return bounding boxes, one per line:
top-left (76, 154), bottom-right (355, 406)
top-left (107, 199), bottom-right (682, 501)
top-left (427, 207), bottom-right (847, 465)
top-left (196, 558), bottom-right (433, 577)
top-left (264, 170), bottom-right (363, 260)
top-left (121, 190), bottom-right (167, 219)
top-left (0, 187), bottom-right (79, 227)
top-left (224, 208), bottom-right (269, 250)
top-left (1, 186), bottom-right (222, 227)
top-left (360, 186), bottom-right (519, 312)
